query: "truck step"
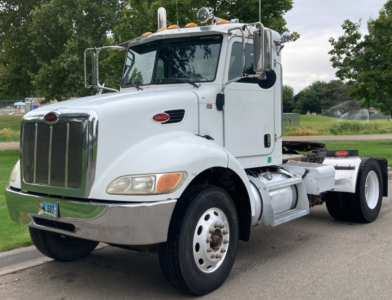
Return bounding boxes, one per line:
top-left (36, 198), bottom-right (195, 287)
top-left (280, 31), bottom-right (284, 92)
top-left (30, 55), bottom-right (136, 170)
top-left (274, 209), bottom-right (308, 226)
top-left (266, 177), bottom-right (303, 191)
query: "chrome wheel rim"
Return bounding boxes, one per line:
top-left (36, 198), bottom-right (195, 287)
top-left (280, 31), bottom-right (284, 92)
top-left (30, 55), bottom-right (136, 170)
top-left (193, 208), bottom-right (230, 273)
top-left (365, 171), bottom-right (379, 209)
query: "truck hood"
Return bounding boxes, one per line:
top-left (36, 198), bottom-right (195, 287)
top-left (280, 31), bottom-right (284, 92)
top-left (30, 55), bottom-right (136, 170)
top-left (24, 90), bottom-right (200, 196)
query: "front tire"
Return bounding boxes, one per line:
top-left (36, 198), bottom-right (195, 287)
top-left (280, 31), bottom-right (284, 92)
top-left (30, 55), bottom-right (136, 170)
top-left (158, 185), bottom-right (239, 296)
top-left (30, 228), bottom-right (99, 261)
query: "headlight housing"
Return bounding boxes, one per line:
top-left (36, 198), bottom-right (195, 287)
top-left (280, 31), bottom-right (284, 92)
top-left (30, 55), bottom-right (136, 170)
top-left (106, 172), bottom-right (187, 195)
top-left (10, 162), bottom-right (18, 182)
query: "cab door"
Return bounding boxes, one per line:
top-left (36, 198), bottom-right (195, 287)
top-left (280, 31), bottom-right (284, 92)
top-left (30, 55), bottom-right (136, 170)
top-left (223, 39), bottom-right (276, 158)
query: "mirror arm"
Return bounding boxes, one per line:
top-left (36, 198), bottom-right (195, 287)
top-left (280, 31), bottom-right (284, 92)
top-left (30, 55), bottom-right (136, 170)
top-left (221, 26), bottom-right (246, 93)
top-left (84, 46), bottom-right (125, 92)
top-left (274, 60), bottom-right (283, 141)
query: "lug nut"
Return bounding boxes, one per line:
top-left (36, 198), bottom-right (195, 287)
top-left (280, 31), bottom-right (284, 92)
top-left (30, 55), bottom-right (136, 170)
top-left (220, 224), bottom-right (225, 229)
top-left (223, 230), bottom-right (229, 235)
top-left (207, 238), bottom-right (212, 243)
top-left (221, 248), bottom-right (226, 253)
top-left (216, 254), bottom-right (222, 259)
top-left (223, 239), bottom-right (229, 244)
top-left (207, 248), bottom-right (213, 252)
top-left (214, 223), bottom-right (221, 228)
top-left (211, 254), bottom-right (216, 259)
top-left (209, 228), bottom-right (215, 233)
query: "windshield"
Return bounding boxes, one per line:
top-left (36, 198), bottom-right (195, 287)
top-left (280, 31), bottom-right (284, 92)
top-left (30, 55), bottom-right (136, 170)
top-left (121, 35), bottom-right (223, 88)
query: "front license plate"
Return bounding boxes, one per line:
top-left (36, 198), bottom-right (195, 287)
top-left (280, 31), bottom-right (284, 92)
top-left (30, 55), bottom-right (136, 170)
top-left (38, 201), bottom-right (58, 218)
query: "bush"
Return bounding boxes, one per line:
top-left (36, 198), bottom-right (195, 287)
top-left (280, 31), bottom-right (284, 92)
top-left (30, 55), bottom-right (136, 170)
top-left (0, 128), bottom-right (19, 142)
top-left (330, 121), bottom-right (386, 135)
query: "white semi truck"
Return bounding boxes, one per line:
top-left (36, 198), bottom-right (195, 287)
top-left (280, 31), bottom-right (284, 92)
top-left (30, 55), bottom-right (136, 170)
top-left (5, 7), bottom-right (388, 296)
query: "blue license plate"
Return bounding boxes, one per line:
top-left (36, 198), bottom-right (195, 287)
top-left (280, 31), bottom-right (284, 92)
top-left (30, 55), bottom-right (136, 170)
top-left (38, 201), bottom-right (58, 218)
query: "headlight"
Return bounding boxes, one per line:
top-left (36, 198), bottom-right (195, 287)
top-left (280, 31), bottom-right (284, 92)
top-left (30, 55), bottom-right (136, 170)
top-left (106, 172), bottom-right (187, 195)
top-left (10, 163), bottom-right (18, 182)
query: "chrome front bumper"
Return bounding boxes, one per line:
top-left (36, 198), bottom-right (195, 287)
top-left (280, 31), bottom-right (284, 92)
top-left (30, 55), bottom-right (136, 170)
top-left (5, 187), bottom-right (176, 245)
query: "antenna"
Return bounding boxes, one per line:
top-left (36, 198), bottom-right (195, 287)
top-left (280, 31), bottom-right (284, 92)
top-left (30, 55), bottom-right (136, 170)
top-left (176, 0), bottom-right (179, 26)
top-left (259, 0), bottom-right (261, 23)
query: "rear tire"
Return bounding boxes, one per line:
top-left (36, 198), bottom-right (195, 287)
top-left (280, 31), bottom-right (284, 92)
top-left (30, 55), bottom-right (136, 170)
top-left (29, 228), bottom-right (99, 261)
top-left (325, 192), bottom-right (351, 221)
top-left (325, 158), bottom-right (383, 223)
top-left (349, 158), bottom-right (383, 223)
top-left (158, 185), bottom-right (239, 296)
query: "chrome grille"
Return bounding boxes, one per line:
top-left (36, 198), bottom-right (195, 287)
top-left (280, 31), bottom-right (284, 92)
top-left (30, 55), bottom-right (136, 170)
top-left (23, 122), bottom-right (85, 189)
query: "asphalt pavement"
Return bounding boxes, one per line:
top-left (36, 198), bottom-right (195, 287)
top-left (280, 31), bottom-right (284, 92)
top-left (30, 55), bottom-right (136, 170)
top-left (0, 179), bottom-right (391, 299)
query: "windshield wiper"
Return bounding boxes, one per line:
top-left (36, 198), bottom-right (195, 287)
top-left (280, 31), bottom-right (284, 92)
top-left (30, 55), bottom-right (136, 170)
top-left (123, 80), bottom-right (143, 91)
top-left (156, 78), bottom-right (201, 88)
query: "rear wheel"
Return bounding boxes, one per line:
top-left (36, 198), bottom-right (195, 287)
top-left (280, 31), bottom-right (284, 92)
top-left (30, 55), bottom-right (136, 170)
top-left (349, 158), bottom-right (383, 223)
top-left (30, 228), bottom-right (99, 261)
top-left (325, 191), bottom-right (351, 221)
top-left (158, 185), bottom-right (239, 296)
top-left (325, 158), bottom-right (383, 223)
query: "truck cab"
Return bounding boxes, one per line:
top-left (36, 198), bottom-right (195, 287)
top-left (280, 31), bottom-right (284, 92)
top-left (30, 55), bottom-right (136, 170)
top-left (5, 7), bottom-right (388, 296)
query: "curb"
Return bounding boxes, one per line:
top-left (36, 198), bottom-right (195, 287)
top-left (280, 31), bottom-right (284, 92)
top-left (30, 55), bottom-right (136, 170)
top-left (0, 243), bottom-right (109, 277)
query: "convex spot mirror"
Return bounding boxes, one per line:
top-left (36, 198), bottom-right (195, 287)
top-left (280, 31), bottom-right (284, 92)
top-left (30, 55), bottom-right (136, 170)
top-left (253, 29), bottom-right (273, 73)
top-left (257, 70), bottom-right (276, 89)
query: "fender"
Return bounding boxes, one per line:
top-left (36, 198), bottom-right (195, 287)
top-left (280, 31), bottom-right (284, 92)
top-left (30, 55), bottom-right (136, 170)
top-left (89, 132), bottom-right (230, 201)
top-left (226, 151), bottom-right (258, 217)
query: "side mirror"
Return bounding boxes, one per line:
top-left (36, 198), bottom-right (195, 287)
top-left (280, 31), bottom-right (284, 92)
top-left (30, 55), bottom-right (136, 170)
top-left (91, 53), bottom-right (99, 86)
top-left (253, 29), bottom-right (272, 73)
top-left (84, 46), bottom-right (125, 93)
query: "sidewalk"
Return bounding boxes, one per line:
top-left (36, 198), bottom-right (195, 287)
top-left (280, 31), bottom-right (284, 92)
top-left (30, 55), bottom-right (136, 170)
top-left (283, 134), bottom-right (392, 142)
top-left (0, 142), bottom-right (19, 151)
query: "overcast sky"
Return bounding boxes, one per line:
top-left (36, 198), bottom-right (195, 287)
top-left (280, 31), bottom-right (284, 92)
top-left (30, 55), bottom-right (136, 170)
top-left (282, 0), bottom-right (387, 94)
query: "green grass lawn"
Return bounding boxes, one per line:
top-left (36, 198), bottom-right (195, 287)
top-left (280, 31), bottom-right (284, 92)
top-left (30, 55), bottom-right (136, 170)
top-left (284, 115), bottom-right (392, 136)
top-left (323, 140), bottom-right (392, 167)
top-left (0, 151), bottom-right (31, 252)
top-left (0, 115), bottom-right (22, 142)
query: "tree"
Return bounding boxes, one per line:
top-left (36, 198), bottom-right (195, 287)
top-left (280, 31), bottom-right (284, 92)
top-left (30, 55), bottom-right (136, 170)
top-left (282, 85), bottom-right (294, 112)
top-left (0, 0), bottom-right (127, 100)
top-left (293, 81), bottom-right (327, 114)
top-left (329, 0), bottom-right (392, 119)
top-left (321, 80), bottom-right (354, 110)
top-left (0, 0), bottom-right (299, 100)
top-left (115, 0), bottom-right (300, 41)
top-left (0, 0), bottom-right (48, 98)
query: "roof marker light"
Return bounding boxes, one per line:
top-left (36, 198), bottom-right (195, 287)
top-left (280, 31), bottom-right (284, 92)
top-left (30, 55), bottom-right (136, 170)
top-left (168, 25), bottom-right (180, 30)
top-left (185, 23), bottom-right (197, 28)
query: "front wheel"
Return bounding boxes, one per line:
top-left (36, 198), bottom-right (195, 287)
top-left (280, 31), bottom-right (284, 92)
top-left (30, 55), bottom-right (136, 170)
top-left (30, 228), bottom-right (99, 261)
top-left (158, 185), bottom-right (239, 296)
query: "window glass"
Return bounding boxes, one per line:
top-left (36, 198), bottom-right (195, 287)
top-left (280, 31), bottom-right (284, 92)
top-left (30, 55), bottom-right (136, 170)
top-left (122, 41), bottom-right (158, 87)
top-left (121, 35), bottom-right (222, 88)
top-left (155, 35), bottom-right (222, 83)
top-left (228, 42), bottom-right (257, 83)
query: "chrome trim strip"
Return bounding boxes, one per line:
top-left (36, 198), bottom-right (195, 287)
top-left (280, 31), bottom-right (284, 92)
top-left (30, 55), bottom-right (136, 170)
top-left (33, 123), bottom-right (38, 184)
top-left (48, 125), bottom-right (53, 185)
top-left (6, 187), bottom-right (176, 245)
top-left (65, 122), bottom-right (69, 188)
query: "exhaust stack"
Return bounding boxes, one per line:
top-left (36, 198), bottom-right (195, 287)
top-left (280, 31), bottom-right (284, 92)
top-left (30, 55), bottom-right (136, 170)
top-left (158, 7), bottom-right (167, 30)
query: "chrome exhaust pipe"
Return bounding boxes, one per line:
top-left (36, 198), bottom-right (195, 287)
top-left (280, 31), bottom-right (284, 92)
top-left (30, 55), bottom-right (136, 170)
top-left (158, 7), bottom-right (167, 30)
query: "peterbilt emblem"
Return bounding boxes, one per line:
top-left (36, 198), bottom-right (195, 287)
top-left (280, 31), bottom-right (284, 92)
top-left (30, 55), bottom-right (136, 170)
top-left (335, 150), bottom-right (349, 157)
top-left (44, 112), bottom-right (59, 123)
top-left (153, 113), bottom-right (170, 122)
